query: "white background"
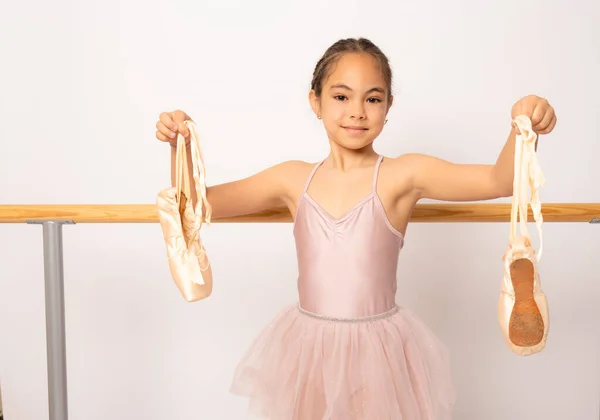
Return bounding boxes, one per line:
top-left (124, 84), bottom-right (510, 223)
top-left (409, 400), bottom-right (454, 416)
top-left (1, 0), bottom-right (599, 419)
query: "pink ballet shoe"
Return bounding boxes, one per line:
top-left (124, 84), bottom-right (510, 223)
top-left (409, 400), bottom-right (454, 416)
top-left (156, 120), bottom-right (213, 302)
top-left (498, 115), bottom-right (549, 356)
top-left (499, 238), bottom-right (549, 355)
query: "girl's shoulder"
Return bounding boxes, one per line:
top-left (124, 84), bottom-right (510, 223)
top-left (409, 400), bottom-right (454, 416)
top-left (277, 159), bottom-right (318, 179)
top-left (379, 153), bottom-right (422, 180)
top-left (272, 158), bottom-right (318, 195)
top-left (377, 153), bottom-right (423, 202)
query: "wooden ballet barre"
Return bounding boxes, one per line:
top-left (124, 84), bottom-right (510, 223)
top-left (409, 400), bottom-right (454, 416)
top-left (0, 203), bottom-right (599, 223)
top-left (2, 201), bottom-right (599, 420)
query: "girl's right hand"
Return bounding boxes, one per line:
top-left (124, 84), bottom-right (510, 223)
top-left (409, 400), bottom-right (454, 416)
top-left (155, 110), bottom-right (192, 147)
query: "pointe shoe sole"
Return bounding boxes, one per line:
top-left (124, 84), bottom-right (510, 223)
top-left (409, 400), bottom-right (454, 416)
top-left (499, 240), bottom-right (549, 356)
top-left (508, 258), bottom-right (544, 347)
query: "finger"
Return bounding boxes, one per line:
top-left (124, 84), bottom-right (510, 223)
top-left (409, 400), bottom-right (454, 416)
top-left (511, 120), bottom-right (522, 135)
top-left (156, 130), bottom-right (170, 143)
top-left (534, 107), bottom-right (555, 132)
top-left (537, 114), bottom-right (557, 135)
top-left (531, 100), bottom-right (548, 126)
top-left (177, 124), bottom-right (190, 138)
top-left (157, 120), bottom-right (176, 139)
top-left (548, 114), bottom-right (557, 131)
top-left (176, 120), bottom-right (190, 138)
top-left (159, 112), bottom-right (179, 133)
top-left (170, 118), bottom-right (191, 138)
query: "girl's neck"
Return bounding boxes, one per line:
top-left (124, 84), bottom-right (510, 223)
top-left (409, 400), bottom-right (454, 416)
top-left (325, 142), bottom-right (379, 172)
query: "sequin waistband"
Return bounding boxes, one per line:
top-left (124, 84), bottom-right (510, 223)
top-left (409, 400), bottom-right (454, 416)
top-left (296, 303), bottom-right (399, 323)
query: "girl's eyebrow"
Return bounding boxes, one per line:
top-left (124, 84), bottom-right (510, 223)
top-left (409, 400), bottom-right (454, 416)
top-left (329, 83), bottom-right (385, 94)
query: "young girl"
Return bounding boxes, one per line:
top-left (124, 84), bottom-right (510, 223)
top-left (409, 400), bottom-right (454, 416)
top-left (155, 38), bottom-right (556, 419)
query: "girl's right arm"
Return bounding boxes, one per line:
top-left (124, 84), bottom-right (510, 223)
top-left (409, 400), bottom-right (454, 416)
top-left (204, 163), bottom-right (295, 219)
top-left (156, 110), bottom-right (301, 219)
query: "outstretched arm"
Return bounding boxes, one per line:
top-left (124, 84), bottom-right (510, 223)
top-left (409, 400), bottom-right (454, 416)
top-left (158, 109), bottom-right (304, 219)
top-left (204, 161), bottom-right (301, 219)
top-left (396, 95), bottom-right (556, 202)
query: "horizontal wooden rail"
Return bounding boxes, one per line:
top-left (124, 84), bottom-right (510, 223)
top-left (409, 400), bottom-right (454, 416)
top-left (0, 203), bottom-right (599, 223)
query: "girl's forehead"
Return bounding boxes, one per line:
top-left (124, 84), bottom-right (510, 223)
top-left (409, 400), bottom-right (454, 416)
top-left (325, 54), bottom-right (387, 88)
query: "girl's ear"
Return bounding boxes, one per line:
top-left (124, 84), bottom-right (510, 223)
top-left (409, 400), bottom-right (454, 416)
top-left (309, 90), bottom-right (322, 119)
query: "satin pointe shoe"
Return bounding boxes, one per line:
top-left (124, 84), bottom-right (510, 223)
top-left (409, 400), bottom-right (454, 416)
top-left (156, 120), bottom-right (213, 302)
top-left (498, 115), bottom-right (549, 356)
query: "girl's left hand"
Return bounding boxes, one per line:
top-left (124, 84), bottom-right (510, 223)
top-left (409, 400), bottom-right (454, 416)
top-left (511, 94), bottom-right (557, 135)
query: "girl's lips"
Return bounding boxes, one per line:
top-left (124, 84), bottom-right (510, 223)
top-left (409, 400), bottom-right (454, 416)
top-left (343, 126), bottom-right (368, 134)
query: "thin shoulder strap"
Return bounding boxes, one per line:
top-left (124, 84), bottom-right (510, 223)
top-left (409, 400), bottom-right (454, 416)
top-left (372, 155), bottom-right (384, 192)
top-left (302, 159), bottom-right (325, 195)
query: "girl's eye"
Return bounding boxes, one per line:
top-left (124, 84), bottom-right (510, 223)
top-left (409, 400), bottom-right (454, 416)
top-left (334, 96), bottom-right (382, 103)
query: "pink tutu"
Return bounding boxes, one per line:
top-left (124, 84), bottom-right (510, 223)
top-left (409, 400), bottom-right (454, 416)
top-left (230, 304), bottom-right (457, 419)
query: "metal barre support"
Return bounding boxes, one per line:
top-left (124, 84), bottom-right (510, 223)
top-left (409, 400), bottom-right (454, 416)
top-left (26, 220), bottom-right (74, 420)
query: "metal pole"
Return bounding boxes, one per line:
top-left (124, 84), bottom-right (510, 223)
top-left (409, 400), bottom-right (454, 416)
top-left (27, 220), bottom-right (74, 420)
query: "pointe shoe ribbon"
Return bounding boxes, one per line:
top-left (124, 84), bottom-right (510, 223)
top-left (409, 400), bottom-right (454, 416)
top-left (498, 115), bottom-right (548, 355)
top-left (156, 120), bottom-right (213, 302)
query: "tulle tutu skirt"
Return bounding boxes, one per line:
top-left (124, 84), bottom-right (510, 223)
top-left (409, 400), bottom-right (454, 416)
top-left (230, 303), bottom-right (457, 420)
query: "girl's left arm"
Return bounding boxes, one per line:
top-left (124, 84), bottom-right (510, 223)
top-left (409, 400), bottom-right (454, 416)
top-left (395, 95), bottom-right (557, 202)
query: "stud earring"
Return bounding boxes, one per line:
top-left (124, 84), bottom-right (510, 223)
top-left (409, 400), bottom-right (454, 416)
top-left (317, 115), bottom-right (322, 120)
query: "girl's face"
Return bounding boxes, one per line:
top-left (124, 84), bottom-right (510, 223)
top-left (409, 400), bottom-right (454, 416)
top-left (310, 52), bottom-right (393, 151)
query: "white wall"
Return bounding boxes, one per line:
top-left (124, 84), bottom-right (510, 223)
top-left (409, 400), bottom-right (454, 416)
top-left (1, 0), bottom-right (599, 419)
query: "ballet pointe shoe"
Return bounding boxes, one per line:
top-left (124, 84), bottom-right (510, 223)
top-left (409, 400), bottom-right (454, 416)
top-left (156, 120), bottom-right (213, 302)
top-left (499, 237), bottom-right (549, 355)
top-left (157, 186), bottom-right (213, 302)
top-left (498, 115), bottom-right (548, 356)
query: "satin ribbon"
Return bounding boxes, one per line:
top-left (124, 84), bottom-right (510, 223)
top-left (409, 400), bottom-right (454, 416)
top-left (175, 120), bottom-right (212, 253)
top-left (510, 115), bottom-right (545, 261)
